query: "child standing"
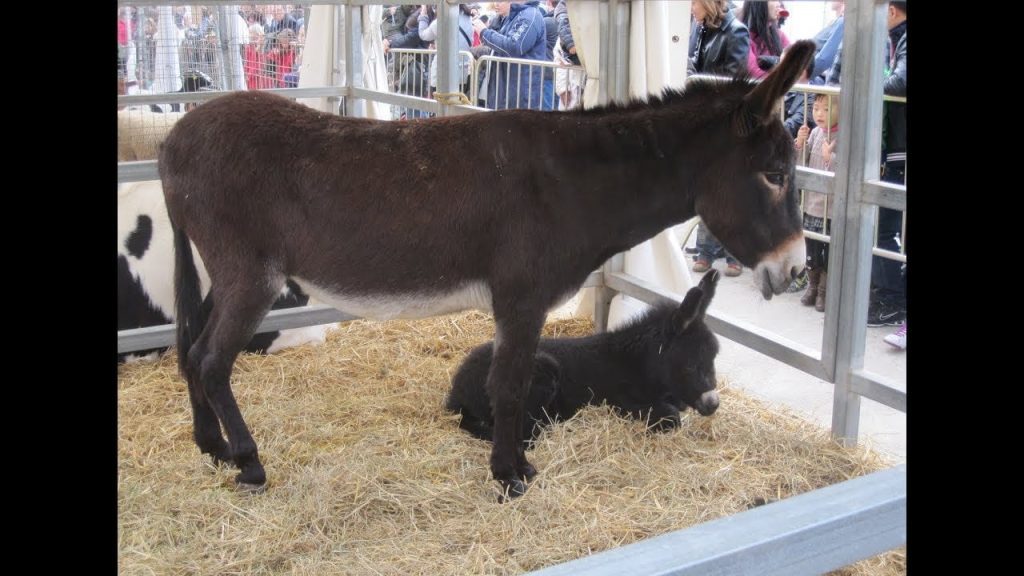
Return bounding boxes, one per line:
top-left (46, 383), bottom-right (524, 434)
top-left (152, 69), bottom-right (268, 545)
top-left (794, 91), bottom-right (839, 312)
top-left (244, 24), bottom-right (266, 90)
top-left (265, 29), bottom-right (296, 88)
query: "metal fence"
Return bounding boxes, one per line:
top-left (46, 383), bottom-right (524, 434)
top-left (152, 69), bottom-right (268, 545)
top-left (384, 48), bottom-right (475, 119)
top-left (379, 49), bottom-right (588, 119)
top-left (474, 54), bottom-right (588, 111)
top-left (119, 4), bottom-right (308, 97)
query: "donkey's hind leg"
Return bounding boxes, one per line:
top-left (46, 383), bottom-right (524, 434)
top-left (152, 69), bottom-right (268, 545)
top-left (187, 277), bottom-right (285, 491)
top-left (184, 295), bottom-right (232, 466)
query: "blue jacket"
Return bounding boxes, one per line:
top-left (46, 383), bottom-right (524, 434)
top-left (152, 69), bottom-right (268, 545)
top-left (481, 1), bottom-right (547, 109)
top-left (810, 16), bottom-right (843, 84)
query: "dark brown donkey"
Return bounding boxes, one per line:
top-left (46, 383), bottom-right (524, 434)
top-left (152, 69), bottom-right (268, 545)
top-left (159, 40), bottom-right (816, 497)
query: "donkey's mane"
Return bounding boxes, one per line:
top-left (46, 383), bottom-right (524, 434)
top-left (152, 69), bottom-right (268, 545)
top-left (572, 74), bottom-right (754, 116)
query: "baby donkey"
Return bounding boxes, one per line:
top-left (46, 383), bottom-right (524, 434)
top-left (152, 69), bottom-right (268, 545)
top-left (447, 270), bottom-right (722, 443)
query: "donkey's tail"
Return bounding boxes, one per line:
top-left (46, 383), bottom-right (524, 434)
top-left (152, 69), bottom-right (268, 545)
top-left (173, 223), bottom-right (207, 376)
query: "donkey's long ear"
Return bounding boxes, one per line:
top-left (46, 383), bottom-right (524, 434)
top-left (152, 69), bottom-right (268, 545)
top-left (696, 269), bottom-right (720, 317)
top-left (735, 40), bottom-right (816, 136)
top-left (672, 287), bottom-right (704, 334)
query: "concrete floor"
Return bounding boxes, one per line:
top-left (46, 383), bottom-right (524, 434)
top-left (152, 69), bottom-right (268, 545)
top-left (550, 239), bottom-right (907, 465)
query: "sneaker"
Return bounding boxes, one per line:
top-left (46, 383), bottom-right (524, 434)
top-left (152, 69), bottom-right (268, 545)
top-left (867, 301), bottom-right (906, 327)
top-left (724, 263), bottom-right (743, 277)
top-left (883, 322), bottom-right (907, 350)
top-left (692, 259), bottom-right (711, 273)
top-left (786, 270), bottom-right (809, 293)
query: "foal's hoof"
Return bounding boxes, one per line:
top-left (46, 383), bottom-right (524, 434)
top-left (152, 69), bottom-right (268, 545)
top-left (518, 462), bottom-right (538, 482)
top-left (497, 478), bottom-right (529, 502)
top-left (234, 466), bottom-right (267, 494)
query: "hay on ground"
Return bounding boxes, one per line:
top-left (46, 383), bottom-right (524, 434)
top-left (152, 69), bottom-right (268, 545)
top-left (118, 311), bottom-right (905, 575)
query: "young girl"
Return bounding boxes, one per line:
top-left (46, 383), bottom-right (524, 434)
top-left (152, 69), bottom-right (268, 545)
top-left (265, 28), bottom-right (296, 88)
top-left (794, 92), bottom-right (839, 312)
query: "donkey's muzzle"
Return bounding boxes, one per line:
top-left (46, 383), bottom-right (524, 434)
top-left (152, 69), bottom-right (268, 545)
top-left (694, 391), bottom-right (720, 416)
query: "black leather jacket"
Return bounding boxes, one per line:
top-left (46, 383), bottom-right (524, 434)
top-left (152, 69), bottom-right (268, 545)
top-left (688, 8), bottom-right (750, 76)
top-left (883, 21), bottom-right (906, 159)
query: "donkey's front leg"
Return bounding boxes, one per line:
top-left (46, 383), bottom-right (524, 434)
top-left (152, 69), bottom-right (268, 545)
top-left (647, 401), bottom-right (682, 432)
top-left (486, 311), bottom-right (545, 500)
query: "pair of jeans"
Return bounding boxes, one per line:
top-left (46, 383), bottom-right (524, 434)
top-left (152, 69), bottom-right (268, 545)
top-left (542, 78), bottom-right (555, 111)
top-left (870, 160), bottom-right (906, 309)
top-left (695, 221), bottom-right (738, 266)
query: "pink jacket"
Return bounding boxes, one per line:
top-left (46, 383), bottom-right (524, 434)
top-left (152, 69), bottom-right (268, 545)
top-left (746, 28), bottom-right (790, 79)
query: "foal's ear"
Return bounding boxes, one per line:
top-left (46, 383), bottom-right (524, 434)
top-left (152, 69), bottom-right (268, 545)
top-left (735, 40), bottom-right (816, 136)
top-left (672, 287), bottom-right (704, 334)
top-left (695, 269), bottom-right (719, 316)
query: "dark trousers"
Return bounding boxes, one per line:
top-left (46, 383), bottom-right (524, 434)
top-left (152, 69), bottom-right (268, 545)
top-left (695, 222), bottom-right (738, 266)
top-left (804, 214), bottom-right (831, 271)
top-left (871, 160), bottom-right (906, 309)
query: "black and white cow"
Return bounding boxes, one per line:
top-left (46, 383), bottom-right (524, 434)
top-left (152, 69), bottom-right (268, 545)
top-left (117, 180), bottom-right (334, 363)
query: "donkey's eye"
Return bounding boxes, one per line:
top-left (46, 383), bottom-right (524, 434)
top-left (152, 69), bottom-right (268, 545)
top-left (765, 172), bottom-right (785, 186)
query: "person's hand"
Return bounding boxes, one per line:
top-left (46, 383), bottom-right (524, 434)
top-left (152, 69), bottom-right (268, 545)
top-left (472, 18), bottom-right (487, 34)
top-left (382, 38), bottom-right (391, 52)
top-left (823, 137), bottom-right (837, 165)
top-left (756, 55), bottom-right (779, 72)
top-left (420, 5), bottom-right (428, 15)
top-left (568, 46), bottom-right (577, 55)
top-left (389, 6), bottom-right (398, 16)
top-left (795, 124), bottom-right (809, 149)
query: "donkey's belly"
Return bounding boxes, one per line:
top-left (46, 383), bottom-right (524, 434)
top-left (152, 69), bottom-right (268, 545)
top-left (291, 278), bottom-right (494, 320)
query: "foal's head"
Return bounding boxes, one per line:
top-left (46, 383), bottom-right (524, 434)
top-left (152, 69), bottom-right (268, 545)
top-left (653, 270), bottom-right (721, 417)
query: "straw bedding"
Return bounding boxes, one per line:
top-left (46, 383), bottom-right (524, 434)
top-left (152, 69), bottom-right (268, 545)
top-left (118, 311), bottom-right (905, 575)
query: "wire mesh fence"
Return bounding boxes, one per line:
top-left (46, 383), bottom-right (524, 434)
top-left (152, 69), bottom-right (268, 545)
top-left (118, 4), bottom-right (309, 99)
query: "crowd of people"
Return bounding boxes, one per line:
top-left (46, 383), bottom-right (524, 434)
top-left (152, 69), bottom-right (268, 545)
top-left (117, 4), bottom-right (306, 94)
top-left (382, 2), bottom-right (583, 113)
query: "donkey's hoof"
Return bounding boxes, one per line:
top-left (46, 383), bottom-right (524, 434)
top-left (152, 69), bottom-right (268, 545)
top-left (235, 465), bottom-right (267, 493)
top-left (497, 478), bottom-right (529, 502)
top-left (235, 481), bottom-right (267, 494)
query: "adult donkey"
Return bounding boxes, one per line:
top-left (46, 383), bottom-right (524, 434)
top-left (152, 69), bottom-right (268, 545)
top-left (160, 40), bottom-right (816, 497)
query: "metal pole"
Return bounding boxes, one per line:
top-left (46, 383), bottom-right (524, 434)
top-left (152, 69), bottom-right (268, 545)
top-left (333, 5), bottom-right (343, 113)
top-left (827, 0), bottom-right (888, 445)
top-left (216, 6), bottom-right (238, 90)
top-left (612, 0), bottom-right (630, 103)
top-left (436, 1), bottom-right (461, 116)
top-left (598, 0), bottom-right (611, 105)
top-left (344, 4), bottom-right (362, 117)
top-left (594, 0), bottom-right (630, 331)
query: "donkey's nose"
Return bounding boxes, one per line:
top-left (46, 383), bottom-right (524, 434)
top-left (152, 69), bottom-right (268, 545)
top-left (695, 391), bottom-right (720, 416)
